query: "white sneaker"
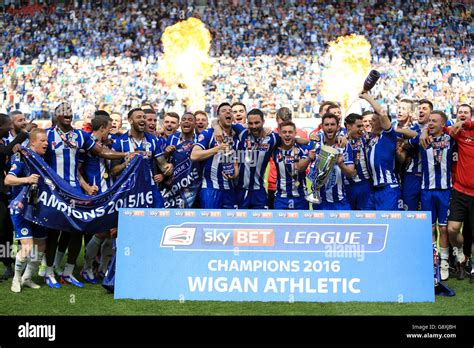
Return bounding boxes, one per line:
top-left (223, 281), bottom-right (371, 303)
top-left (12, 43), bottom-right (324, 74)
top-left (21, 278), bottom-right (41, 289)
top-left (11, 278), bottom-right (22, 293)
top-left (440, 259), bottom-right (449, 281)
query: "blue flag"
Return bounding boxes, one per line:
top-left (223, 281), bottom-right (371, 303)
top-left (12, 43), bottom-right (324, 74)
top-left (12, 148), bottom-right (155, 233)
top-left (160, 140), bottom-right (201, 208)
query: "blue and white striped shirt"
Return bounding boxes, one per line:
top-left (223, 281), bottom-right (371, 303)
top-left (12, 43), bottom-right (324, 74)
top-left (194, 128), bottom-right (238, 190)
top-left (78, 135), bottom-right (113, 194)
top-left (112, 131), bottom-right (163, 159)
top-left (367, 127), bottom-right (399, 187)
top-left (272, 145), bottom-right (307, 199)
top-left (345, 137), bottom-right (370, 185)
top-left (45, 127), bottom-right (96, 188)
top-left (404, 123), bottom-right (426, 175)
top-left (237, 130), bottom-right (279, 191)
top-left (412, 134), bottom-right (455, 190)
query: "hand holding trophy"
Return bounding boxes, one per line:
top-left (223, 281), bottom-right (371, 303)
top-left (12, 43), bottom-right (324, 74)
top-left (306, 70), bottom-right (380, 204)
top-left (305, 145), bottom-right (340, 204)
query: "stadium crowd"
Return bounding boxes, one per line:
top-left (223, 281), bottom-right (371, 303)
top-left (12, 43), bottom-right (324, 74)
top-left (0, 0), bottom-right (472, 119)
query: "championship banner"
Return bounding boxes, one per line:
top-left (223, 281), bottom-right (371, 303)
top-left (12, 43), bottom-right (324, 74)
top-left (13, 148), bottom-right (155, 233)
top-left (161, 140), bottom-right (201, 208)
top-left (116, 209), bottom-right (434, 302)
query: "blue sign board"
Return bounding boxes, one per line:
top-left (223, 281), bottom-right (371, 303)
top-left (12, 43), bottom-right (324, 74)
top-left (115, 210), bottom-right (434, 302)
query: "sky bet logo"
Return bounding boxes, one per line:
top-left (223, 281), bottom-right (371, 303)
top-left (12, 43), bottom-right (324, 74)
top-left (202, 229), bottom-right (275, 246)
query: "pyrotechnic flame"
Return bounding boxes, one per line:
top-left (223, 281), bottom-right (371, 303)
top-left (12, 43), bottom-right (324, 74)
top-left (321, 34), bottom-right (372, 112)
top-left (158, 18), bottom-right (213, 110)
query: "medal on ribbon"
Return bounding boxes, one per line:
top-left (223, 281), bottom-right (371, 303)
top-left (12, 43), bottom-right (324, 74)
top-left (245, 137), bottom-right (252, 163)
top-left (290, 147), bottom-right (300, 188)
top-left (433, 138), bottom-right (444, 166)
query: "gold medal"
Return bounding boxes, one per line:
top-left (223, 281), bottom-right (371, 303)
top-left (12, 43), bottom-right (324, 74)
top-left (103, 172), bottom-right (109, 179)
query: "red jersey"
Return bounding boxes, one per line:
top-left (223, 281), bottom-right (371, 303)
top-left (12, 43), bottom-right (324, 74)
top-left (450, 120), bottom-right (474, 197)
top-left (309, 123), bottom-right (323, 138)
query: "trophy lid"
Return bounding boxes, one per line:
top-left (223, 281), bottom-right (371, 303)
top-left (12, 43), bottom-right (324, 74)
top-left (320, 145), bottom-right (340, 154)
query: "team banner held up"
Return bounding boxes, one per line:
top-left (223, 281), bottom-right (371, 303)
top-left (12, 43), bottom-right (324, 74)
top-left (12, 148), bottom-right (155, 233)
top-left (161, 139), bottom-right (201, 208)
top-left (116, 209), bottom-right (434, 302)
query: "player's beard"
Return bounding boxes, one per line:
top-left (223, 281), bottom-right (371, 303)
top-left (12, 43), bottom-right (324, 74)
top-left (325, 131), bottom-right (336, 140)
top-left (133, 122), bottom-right (145, 133)
top-left (251, 127), bottom-right (263, 138)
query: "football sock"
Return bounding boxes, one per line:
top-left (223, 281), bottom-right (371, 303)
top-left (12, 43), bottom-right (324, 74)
top-left (440, 247), bottom-right (449, 261)
top-left (23, 251), bottom-right (44, 280)
top-left (14, 252), bottom-right (27, 282)
top-left (99, 238), bottom-right (113, 273)
top-left (45, 266), bottom-right (55, 277)
top-left (85, 235), bottom-right (101, 270)
top-left (453, 247), bottom-right (466, 263)
top-left (53, 250), bottom-right (65, 269)
top-left (62, 263), bottom-right (75, 277)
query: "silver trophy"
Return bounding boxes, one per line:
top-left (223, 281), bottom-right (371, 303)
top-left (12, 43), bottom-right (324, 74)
top-left (305, 145), bottom-right (340, 204)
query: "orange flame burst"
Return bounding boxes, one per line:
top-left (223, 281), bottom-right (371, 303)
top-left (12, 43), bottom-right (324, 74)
top-left (158, 18), bottom-right (213, 110)
top-left (321, 34), bottom-right (372, 112)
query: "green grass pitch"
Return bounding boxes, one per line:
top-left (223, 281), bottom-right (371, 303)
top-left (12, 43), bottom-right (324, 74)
top-left (1, 250), bottom-right (474, 316)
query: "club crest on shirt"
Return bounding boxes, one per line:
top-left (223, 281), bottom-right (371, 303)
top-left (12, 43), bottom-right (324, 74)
top-left (180, 142), bottom-right (194, 152)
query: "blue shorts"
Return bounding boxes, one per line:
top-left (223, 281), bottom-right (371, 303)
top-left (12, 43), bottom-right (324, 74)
top-left (11, 213), bottom-right (47, 240)
top-left (366, 185), bottom-right (403, 211)
top-left (274, 196), bottom-right (309, 210)
top-left (402, 173), bottom-right (422, 211)
top-left (237, 188), bottom-right (269, 209)
top-left (346, 181), bottom-right (371, 210)
top-left (421, 189), bottom-right (451, 226)
top-left (321, 198), bottom-right (351, 211)
top-left (200, 188), bottom-right (238, 209)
